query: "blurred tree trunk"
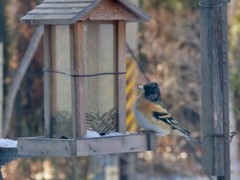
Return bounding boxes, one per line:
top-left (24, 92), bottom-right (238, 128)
top-left (0, 42), bottom-right (2, 138)
top-left (228, 1), bottom-right (240, 178)
top-left (229, 94), bottom-right (239, 180)
top-left (228, 0), bottom-right (237, 23)
top-left (0, 0), bottom-right (3, 138)
top-left (3, 0), bottom-right (44, 138)
top-left (3, 25), bottom-right (43, 137)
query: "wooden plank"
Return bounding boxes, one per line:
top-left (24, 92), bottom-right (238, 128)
top-left (22, 14), bottom-right (75, 20)
top-left (70, 25), bottom-right (77, 138)
top-left (44, 25), bottom-right (52, 138)
top-left (116, 20), bottom-right (126, 133)
top-left (70, 22), bottom-right (86, 138)
top-left (17, 133), bottom-right (156, 157)
top-left (28, 8), bottom-right (84, 15)
top-left (17, 137), bottom-right (76, 157)
top-left (80, 0), bottom-right (137, 21)
top-left (81, 15), bottom-right (137, 21)
top-left (21, 15), bottom-right (76, 25)
top-left (36, 3), bottom-right (91, 9)
top-left (76, 22), bottom-right (87, 138)
top-left (200, 0), bottom-right (229, 177)
top-left (76, 133), bottom-right (156, 156)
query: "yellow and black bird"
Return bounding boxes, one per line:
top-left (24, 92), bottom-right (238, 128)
top-left (133, 82), bottom-right (202, 145)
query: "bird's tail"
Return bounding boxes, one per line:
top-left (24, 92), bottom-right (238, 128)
top-left (172, 129), bottom-right (202, 145)
top-left (186, 134), bottom-right (202, 145)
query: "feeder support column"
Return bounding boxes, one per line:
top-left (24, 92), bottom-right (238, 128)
top-left (200, 0), bottom-right (230, 179)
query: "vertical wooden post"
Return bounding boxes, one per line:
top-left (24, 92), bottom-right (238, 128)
top-left (117, 20), bottom-right (126, 133)
top-left (71, 22), bottom-right (86, 138)
top-left (200, 0), bottom-right (230, 178)
top-left (44, 25), bottom-right (52, 138)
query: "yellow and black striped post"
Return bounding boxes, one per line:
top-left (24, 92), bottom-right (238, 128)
top-left (126, 57), bottom-right (138, 132)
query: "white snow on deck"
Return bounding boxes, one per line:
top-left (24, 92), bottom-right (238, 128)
top-left (84, 130), bottom-right (129, 138)
top-left (0, 139), bottom-right (17, 147)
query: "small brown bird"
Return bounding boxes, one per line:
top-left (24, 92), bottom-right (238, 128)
top-left (133, 82), bottom-right (202, 145)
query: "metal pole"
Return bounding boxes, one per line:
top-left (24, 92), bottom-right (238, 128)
top-left (200, 0), bottom-right (230, 179)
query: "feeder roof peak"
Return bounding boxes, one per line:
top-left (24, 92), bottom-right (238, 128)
top-left (20, 0), bottom-right (151, 25)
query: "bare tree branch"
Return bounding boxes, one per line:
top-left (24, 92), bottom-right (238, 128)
top-left (3, 25), bottom-right (43, 137)
top-left (126, 42), bottom-right (150, 83)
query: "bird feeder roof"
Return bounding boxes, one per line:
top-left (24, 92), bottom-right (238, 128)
top-left (20, 0), bottom-right (151, 25)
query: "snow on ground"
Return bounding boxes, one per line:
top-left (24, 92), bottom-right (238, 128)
top-left (0, 139), bottom-right (17, 147)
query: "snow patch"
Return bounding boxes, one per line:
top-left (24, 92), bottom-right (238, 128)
top-left (0, 139), bottom-right (17, 147)
top-left (84, 130), bottom-right (129, 138)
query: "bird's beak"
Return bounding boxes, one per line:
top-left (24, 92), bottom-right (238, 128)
top-left (137, 86), bottom-right (145, 93)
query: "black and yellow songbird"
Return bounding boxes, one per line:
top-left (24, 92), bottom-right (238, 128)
top-left (133, 82), bottom-right (202, 145)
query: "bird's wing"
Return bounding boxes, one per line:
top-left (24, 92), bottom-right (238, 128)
top-left (152, 111), bottom-right (190, 135)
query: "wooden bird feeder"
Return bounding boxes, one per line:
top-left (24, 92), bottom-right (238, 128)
top-left (17, 0), bottom-right (156, 157)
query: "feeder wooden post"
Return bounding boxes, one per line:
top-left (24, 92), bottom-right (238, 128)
top-left (117, 20), bottom-right (126, 133)
top-left (44, 25), bottom-right (52, 138)
top-left (70, 22), bottom-right (86, 138)
top-left (200, 0), bottom-right (230, 178)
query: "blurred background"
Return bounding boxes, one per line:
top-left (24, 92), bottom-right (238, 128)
top-left (1, 0), bottom-right (240, 179)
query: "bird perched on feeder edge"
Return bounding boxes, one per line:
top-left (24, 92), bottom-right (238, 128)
top-left (133, 82), bottom-right (202, 145)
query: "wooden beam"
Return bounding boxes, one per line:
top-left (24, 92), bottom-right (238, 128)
top-left (70, 22), bottom-right (86, 138)
top-left (117, 20), bottom-right (126, 133)
top-left (18, 137), bottom-right (76, 157)
top-left (17, 133), bottom-right (156, 157)
top-left (200, 0), bottom-right (229, 178)
top-left (76, 133), bottom-right (155, 156)
top-left (44, 25), bottom-right (52, 138)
